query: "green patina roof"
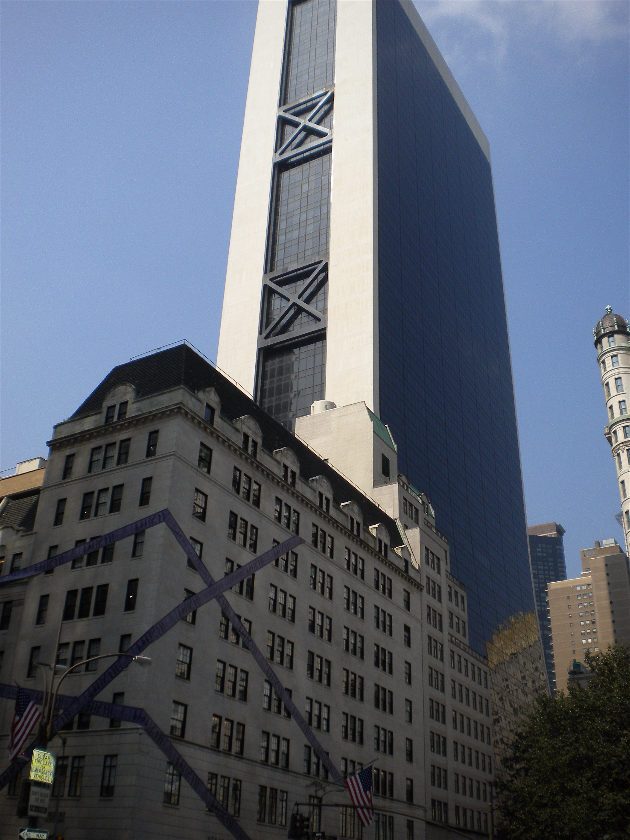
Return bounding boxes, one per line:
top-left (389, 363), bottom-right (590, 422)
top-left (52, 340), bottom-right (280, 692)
top-left (367, 408), bottom-right (397, 452)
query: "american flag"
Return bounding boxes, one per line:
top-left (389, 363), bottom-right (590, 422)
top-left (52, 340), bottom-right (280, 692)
top-left (9, 688), bottom-right (41, 761)
top-left (345, 765), bottom-right (374, 827)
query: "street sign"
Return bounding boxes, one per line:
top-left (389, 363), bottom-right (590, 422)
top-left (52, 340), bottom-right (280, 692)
top-left (19, 829), bottom-right (48, 840)
top-left (27, 780), bottom-right (52, 818)
top-left (30, 749), bottom-right (56, 785)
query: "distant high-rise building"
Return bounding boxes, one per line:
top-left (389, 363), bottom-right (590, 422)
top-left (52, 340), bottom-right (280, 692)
top-left (548, 538), bottom-right (630, 691)
top-left (593, 307), bottom-right (630, 555)
top-left (527, 523), bottom-right (567, 690)
top-left (217, 0), bottom-right (539, 662)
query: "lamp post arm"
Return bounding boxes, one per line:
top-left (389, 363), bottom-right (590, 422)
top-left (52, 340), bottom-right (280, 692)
top-left (47, 652), bottom-right (148, 739)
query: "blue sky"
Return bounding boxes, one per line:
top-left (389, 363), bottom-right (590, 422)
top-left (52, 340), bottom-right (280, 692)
top-left (1, 0), bottom-right (628, 578)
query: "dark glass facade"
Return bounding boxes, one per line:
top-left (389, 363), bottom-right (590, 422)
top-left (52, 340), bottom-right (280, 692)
top-left (252, 0), bottom-right (539, 664)
top-left (528, 525), bottom-right (567, 689)
top-left (374, 0), bottom-right (536, 657)
top-left (256, 0), bottom-right (336, 428)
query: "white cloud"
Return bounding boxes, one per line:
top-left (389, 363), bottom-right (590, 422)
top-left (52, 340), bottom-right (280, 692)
top-left (523, 0), bottom-right (629, 44)
top-left (415, 0), bottom-right (629, 69)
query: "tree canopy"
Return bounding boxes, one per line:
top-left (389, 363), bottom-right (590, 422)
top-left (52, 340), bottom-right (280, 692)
top-left (496, 645), bottom-right (630, 840)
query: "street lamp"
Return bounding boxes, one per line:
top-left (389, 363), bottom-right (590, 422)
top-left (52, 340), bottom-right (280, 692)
top-left (40, 652), bottom-right (151, 742)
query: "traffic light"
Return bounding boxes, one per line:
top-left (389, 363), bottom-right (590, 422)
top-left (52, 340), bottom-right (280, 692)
top-left (288, 812), bottom-right (310, 838)
top-left (288, 813), bottom-right (301, 839)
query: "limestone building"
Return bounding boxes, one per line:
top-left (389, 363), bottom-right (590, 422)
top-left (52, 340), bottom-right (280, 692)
top-left (548, 538), bottom-right (630, 692)
top-left (593, 307), bottom-right (630, 555)
top-left (1, 344), bottom-right (493, 839)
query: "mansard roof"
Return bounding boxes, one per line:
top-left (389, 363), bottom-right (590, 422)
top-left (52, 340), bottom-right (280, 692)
top-left (71, 343), bottom-right (400, 545)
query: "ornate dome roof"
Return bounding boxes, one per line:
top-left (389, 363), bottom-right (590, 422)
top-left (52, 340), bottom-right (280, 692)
top-left (593, 306), bottom-right (629, 344)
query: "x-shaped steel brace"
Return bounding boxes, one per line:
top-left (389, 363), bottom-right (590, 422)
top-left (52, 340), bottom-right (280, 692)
top-left (262, 261), bottom-right (328, 340)
top-left (0, 509), bottom-right (345, 839)
top-left (276, 90), bottom-right (333, 159)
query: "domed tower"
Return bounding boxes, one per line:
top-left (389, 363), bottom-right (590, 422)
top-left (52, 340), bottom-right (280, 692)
top-left (594, 306), bottom-right (630, 554)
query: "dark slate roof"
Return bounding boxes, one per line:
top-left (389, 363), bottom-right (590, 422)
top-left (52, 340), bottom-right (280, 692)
top-left (593, 306), bottom-right (629, 344)
top-left (70, 344), bottom-right (400, 543)
top-left (0, 490), bottom-right (39, 532)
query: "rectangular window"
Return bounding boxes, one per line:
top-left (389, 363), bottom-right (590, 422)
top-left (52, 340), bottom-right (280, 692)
top-left (102, 442), bottom-right (115, 469)
top-left (85, 637), bottom-right (101, 670)
top-left (63, 589), bottom-right (78, 621)
top-left (77, 587), bottom-right (93, 619)
top-left (27, 645), bottom-right (41, 678)
top-left (53, 498), bottom-right (67, 526)
top-left (70, 640), bottom-right (85, 667)
top-left (109, 484), bottom-right (124, 513)
top-left (62, 453), bottom-right (75, 480)
top-left (124, 578), bottom-right (139, 612)
top-left (93, 583), bottom-right (108, 616)
top-left (406, 777), bottom-right (414, 804)
top-left (117, 438), bottom-right (130, 465)
top-left (175, 644), bottom-right (192, 680)
top-left (68, 756), bottom-right (85, 797)
top-left (88, 447), bottom-right (103, 473)
top-left (138, 477), bottom-right (152, 507)
top-left (187, 537), bottom-right (203, 571)
top-left (35, 594), bottom-right (49, 626)
top-left (132, 530), bottom-right (145, 557)
top-left (198, 442), bottom-right (212, 473)
top-left (184, 589), bottom-right (197, 625)
top-left (94, 488), bottom-right (109, 516)
top-left (110, 691), bottom-right (124, 728)
top-left (145, 430), bottom-right (159, 458)
top-left (163, 762), bottom-right (181, 806)
top-left (100, 755), bottom-right (117, 797)
top-left (170, 701), bottom-right (187, 738)
top-left (211, 714), bottom-right (222, 748)
top-left (79, 492), bottom-right (94, 520)
top-left (193, 489), bottom-right (208, 521)
top-left (0, 600), bottom-right (12, 631)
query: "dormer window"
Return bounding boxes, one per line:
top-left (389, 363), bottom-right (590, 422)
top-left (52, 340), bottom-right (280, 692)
top-left (318, 492), bottom-right (331, 514)
top-left (242, 432), bottom-right (258, 458)
top-left (282, 464), bottom-right (297, 487)
top-left (104, 401), bottom-right (128, 425)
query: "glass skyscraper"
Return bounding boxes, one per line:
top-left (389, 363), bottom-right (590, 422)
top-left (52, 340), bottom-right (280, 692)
top-left (218, 0), bottom-right (540, 663)
top-left (527, 523), bottom-right (567, 689)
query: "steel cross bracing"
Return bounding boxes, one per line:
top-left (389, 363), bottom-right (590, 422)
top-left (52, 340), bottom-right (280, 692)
top-left (0, 508), bottom-right (345, 838)
top-left (259, 260), bottom-right (328, 348)
top-left (275, 89), bottom-right (333, 164)
top-left (0, 683), bottom-right (252, 840)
